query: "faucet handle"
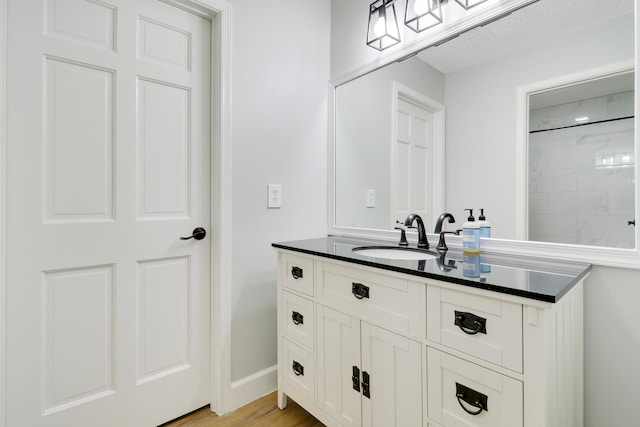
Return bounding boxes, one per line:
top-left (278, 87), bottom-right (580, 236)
top-left (437, 231), bottom-right (459, 252)
top-left (394, 226), bottom-right (409, 246)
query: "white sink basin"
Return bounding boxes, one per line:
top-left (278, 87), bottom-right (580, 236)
top-left (352, 246), bottom-right (438, 260)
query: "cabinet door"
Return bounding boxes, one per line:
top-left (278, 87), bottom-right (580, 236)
top-left (361, 323), bottom-right (423, 427)
top-left (317, 305), bottom-right (362, 427)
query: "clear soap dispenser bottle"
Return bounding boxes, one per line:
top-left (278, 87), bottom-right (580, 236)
top-left (478, 208), bottom-right (491, 238)
top-left (462, 209), bottom-right (480, 253)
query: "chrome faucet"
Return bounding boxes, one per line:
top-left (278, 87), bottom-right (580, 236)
top-left (434, 212), bottom-right (455, 233)
top-left (404, 214), bottom-right (429, 249)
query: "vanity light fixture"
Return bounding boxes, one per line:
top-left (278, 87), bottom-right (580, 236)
top-left (454, 0), bottom-right (488, 9)
top-left (367, 0), bottom-right (402, 51)
top-left (405, 0), bottom-right (444, 33)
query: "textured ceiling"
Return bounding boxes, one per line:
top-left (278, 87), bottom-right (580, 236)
top-left (417, 0), bottom-right (634, 74)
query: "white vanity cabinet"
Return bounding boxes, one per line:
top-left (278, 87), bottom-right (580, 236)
top-left (316, 299), bottom-right (423, 427)
top-left (276, 247), bottom-right (585, 427)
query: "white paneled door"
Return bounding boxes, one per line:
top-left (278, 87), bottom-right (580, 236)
top-left (6, 1), bottom-right (212, 426)
top-left (394, 97), bottom-right (434, 225)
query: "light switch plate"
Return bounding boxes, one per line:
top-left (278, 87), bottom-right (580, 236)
top-left (366, 189), bottom-right (376, 208)
top-left (268, 184), bottom-right (282, 208)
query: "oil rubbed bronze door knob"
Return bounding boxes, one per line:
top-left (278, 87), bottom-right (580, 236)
top-left (180, 227), bottom-right (206, 240)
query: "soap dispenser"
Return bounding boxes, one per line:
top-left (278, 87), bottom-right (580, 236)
top-left (478, 208), bottom-right (491, 238)
top-left (462, 209), bottom-right (480, 253)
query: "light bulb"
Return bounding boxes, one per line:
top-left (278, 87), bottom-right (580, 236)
top-left (414, 0), bottom-right (430, 15)
top-left (374, 15), bottom-right (386, 37)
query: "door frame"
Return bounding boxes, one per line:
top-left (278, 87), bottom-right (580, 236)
top-left (0, 0), bottom-right (234, 424)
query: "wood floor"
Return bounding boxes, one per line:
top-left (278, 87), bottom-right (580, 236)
top-left (160, 392), bottom-right (325, 427)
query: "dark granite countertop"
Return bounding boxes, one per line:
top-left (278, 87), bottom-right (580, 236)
top-left (272, 236), bottom-right (592, 303)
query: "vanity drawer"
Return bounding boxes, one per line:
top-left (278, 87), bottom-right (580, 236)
top-left (427, 285), bottom-right (522, 373)
top-left (281, 253), bottom-right (314, 297)
top-left (317, 262), bottom-right (425, 338)
top-left (427, 348), bottom-right (523, 427)
top-left (282, 290), bottom-right (314, 350)
top-left (282, 337), bottom-right (315, 403)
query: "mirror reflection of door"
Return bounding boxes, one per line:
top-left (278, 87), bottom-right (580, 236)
top-left (394, 96), bottom-right (433, 224)
top-left (528, 72), bottom-right (635, 248)
top-left (391, 85), bottom-right (444, 230)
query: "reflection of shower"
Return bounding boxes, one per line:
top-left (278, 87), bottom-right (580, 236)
top-left (595, 148), bottom-right (634, 169)
top-left (528, 90), bottom-right (635, 249)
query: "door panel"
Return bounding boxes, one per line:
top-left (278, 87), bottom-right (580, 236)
top-left (6, 1), bottom-right (212, 425)
top-left (316, 305), bottom-right (362, 427)
top-left (137, 16), bottom-right (192, 70)
top-left (136, 256), bottom-right (190, 383)
top-left (361, 323), bottom-right (423, 427)
top-left (137, 78), bottom-right (190, 218)
top-left (395, 97), bottom-right (434, 223)
top-left (44, 58), bottom-right (115, 221)
top-left (42, 265), bottom-right (115, 414)
top-left (45, 0), bottom-right (117, 51)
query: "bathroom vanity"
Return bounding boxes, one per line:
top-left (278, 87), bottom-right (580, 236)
top-left (273, 236), bottom-right (591, 427)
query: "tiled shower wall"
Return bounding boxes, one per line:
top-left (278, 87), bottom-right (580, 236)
top-left (529, 91), bottom-right (635, 248)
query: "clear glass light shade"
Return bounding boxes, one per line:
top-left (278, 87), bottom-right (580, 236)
top-left (367, 0), bottom-right (401, 51)
top-left (455, 0), bottom-right (488, 10)
top-left (405, 0), bottom-right (443, 33)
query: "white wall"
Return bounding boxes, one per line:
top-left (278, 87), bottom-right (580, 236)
top-left (330, 1), bottom-right (640, 425)
top-left (330, 0), bottom-right (384, 78)
top-left (228, 0), bottom-right (330, 392)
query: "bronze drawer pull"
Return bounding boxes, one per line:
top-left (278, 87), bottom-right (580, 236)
top-left (291, 311), bottom-right (304, 325)
top-left (291, 266), bottom-right (303, 279)
top-left (454, 310), bottom-right (487, 335)
top-left (352, 366), bottom-right (360, 392)
top-left (352, 282), bottom-right (370, 299)
top-left (292, 361), bottom-right (304, 376)
top-left (362, 371), bottom-right (370, 398)
top-left (456, 382), bottom-right (488, 415)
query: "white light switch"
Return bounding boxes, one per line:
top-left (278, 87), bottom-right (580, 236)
top-left (366, 189), bottom-right (376, 208)
top-left (268, 184), bottom-right (282, 208)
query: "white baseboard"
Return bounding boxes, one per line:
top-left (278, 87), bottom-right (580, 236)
top-left (230, 365), bottom-right (277, 411)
